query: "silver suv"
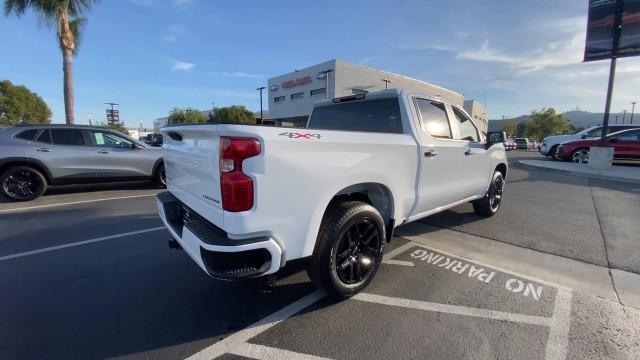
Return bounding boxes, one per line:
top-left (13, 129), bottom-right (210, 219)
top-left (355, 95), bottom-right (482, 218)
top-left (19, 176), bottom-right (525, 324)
top-left (0, 125), bottom-right (165, 201)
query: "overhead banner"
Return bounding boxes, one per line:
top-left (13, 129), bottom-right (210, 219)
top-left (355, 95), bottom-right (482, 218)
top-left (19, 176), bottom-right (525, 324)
top-left (584, 0), bottom-right (640, 62)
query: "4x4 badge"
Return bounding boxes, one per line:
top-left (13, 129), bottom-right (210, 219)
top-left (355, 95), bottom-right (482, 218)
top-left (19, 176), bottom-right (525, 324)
top-left (278, 132), bottom-right (322, 139)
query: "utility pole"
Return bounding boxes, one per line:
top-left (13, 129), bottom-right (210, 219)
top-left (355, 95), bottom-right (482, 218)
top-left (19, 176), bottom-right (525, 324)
top-left (256, 87), bottom-right (266, 124)
top-left (631, 102), bottom-right (637, 123)
top-left (615, 115), bottom-right (619, 123)
top-left (381, 79), bottom-right (391, 90)
top-left (502, 115), bottom-right (506, 131)
top-left (622, 109), bottom-right (627, 123)
top-left (104, 103), bottom-right (119, 125)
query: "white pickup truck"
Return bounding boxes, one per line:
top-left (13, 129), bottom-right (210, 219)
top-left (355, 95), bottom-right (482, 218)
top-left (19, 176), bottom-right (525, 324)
top-left (157, 89), bottom-right (507, 299)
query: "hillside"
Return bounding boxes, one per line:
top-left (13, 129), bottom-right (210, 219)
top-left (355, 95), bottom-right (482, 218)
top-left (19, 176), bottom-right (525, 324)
top-left (488, 111), bottom-right (636, 131)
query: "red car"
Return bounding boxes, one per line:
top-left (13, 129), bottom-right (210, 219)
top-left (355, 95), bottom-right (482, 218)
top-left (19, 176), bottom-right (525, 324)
top-left (556, 128), bottom-right (640, 165)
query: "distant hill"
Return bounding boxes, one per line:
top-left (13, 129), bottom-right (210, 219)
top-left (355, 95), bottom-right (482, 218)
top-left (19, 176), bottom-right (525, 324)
top-left (488, 111), bottom-right (636, 131)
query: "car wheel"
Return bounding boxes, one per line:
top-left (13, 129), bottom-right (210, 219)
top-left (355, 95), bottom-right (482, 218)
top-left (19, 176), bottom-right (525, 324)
top-left (571, 148), bottom-right (589, 164)
top-left (473, 171), bottom-right (504, 217)
top-left (0, 166), bottom-right (48, 201)
top-left (154, 164), bottom-right (166, 188)
top-left (548, 145), bottom-right (558, 159)
top-left (307, 201), bottom-right (385, 300)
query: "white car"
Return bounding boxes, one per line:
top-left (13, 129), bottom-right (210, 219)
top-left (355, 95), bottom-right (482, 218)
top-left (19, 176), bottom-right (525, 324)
top-left (156, 89), bottom-right (508, 299)
top-left (540, 124), bottom-right (638, 158)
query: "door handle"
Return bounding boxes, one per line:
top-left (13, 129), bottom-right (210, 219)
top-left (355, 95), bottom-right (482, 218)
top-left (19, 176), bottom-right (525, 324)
top-left (36, 148), bottom-right (51, 152)
top-left (97, 150), bottom-right (109, 154)
top-left (424, 149), bottom-right (439, 158)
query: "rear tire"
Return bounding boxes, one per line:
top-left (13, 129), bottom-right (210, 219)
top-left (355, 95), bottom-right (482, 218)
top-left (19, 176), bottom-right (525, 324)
top-left (473, 171), bottom-right (504, 217)
top-left (0, 166), bottom-right (48, 201)
top-left (307, 201), bottom-right (385, 300)
top-left (154, 163), bottom-right (166, 188)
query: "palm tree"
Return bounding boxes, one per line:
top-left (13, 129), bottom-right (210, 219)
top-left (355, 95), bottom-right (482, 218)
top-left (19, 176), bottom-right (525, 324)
top-left (4, 0), bottom-right (99, 124)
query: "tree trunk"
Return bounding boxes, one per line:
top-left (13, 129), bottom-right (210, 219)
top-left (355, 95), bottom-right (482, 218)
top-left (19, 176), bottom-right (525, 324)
top-left (62, 47), bottom-right (74, 125)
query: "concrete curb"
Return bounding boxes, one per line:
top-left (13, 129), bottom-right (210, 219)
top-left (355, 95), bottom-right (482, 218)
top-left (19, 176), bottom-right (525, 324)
top-left (517, 160), bottom-right (640, 185)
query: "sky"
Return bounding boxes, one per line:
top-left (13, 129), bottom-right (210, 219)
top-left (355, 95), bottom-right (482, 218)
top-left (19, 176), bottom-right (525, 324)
top-left (1, 0), bottom-right (639, 128)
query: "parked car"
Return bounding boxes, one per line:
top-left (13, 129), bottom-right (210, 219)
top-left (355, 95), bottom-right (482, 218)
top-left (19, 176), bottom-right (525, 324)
top-left (514, 138), bottom-right (529, 149)
top-left (0, 125), bottom-right (165, 201)
top-left (540, 124), bottom-right (638, 159)
top-left (504, 139), bottom-right (517, 151)
top-left (143, 133), bottom-right (163, 147)
top-left (156, 89), bottom-right (508, 299)
top-left (556, 127), bottom-right (640, 164)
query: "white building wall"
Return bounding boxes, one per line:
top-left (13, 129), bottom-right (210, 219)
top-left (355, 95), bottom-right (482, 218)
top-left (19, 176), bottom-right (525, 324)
top-left (463, 100), bottom-right (488, 134)
top-left (267, 59), bottom-right (464, 123)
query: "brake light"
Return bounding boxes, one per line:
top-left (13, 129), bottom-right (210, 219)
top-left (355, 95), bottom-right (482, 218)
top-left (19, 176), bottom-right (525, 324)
top-left (219, 137), bottom-right (261, 212)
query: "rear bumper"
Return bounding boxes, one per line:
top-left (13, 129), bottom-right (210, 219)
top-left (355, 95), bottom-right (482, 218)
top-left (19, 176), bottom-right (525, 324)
top-left (156, 191), bottom-right (282, 279)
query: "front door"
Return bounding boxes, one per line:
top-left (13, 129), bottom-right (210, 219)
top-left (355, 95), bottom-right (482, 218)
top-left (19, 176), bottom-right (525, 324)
top-left (89, 130), bottom-right (151, 179)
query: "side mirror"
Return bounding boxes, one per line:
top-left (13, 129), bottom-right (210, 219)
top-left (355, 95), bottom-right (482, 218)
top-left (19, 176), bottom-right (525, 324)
top-left (608, 137), bottom-right (618, 143)
top-left (486, 131), bottom-right (506, 149)
top-left (581, 134), bottom-right (587, 139)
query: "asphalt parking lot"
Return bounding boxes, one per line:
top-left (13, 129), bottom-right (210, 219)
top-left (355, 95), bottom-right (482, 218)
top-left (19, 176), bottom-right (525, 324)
top-left (1, 151), bottom-right (639, 359)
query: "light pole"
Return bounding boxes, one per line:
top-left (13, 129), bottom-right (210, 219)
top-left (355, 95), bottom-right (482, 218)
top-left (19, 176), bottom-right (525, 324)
top-left (316, 69), bottom-right (334, 99)
top-left (622, 109), bottom-right (627, 124)
top-left (615, 115), bottom-right (619, 123)
top-left (257, 87), bottom-right (265, 124)
top-left (381, 79), bottom-right (391, 90)
top-left (631, 102), bottom-right (636, 124)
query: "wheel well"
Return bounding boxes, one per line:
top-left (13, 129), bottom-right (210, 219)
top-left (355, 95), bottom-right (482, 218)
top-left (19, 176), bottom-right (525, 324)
top-left (152, 159), bottom-right (164, 176)
top-left (326, 182), bottom-right (394, 229)
top-left (0, 161), bottom-right (51, 183)
top-left (495, 163), bottom-right (507, 179)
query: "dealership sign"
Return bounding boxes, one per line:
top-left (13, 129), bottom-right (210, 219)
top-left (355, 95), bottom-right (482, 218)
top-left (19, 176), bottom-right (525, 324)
top-left (281, 76), bottom-right (312, 89)
top-left (584, 0), bottom-right (640, 61)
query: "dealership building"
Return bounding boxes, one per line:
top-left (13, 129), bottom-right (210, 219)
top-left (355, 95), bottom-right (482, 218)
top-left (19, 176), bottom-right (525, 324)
top-left (267, 59), bottom-right (488, 132)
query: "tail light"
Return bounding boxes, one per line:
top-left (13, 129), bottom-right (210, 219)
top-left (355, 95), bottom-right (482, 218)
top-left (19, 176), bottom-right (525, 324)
top-left (220, 137), bottom-right (261, 212)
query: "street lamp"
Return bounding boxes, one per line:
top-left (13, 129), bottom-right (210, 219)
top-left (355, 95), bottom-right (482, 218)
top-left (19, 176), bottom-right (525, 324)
top-left (622, 109), bottom-right (627, 124)
top-left (316, 69), bottom-right (334, 99)
top-left (631, 102), bottom-right (637, 124)
top-left (257, 86), bottom-right (266, 124)
top-left (381, 78), bottom-right (391, 90)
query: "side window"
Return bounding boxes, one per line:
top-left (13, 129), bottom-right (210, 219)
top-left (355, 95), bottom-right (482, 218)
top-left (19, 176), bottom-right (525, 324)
top-left (50, 129), bottom-right (86, 146)
top-left (415, 99), bottom-right (451, 139)
top-left (35, 129), bottom-right (52, 144)
top-left (452, 107), bottom-right (479, 142)
top-left (14, 129), bottom-right (39, 140)
top-left (613, 130), bottom-right (640, 140)
top-left (585, 127), bottom-right (602, 137)
top-left (91, 130), bottom-right (133, 148)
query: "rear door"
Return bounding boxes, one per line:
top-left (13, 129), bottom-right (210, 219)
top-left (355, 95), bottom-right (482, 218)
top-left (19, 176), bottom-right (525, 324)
top-left (610, 129), bottom-right (640, 163)
top-left (27, 128), bottom-right (96, 180)
top-left (88, 129), bottom-right (153, 179)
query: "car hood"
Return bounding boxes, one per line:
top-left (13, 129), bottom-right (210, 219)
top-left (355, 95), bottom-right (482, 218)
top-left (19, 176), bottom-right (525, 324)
top-left (544, 134), bottom-right (577, 143)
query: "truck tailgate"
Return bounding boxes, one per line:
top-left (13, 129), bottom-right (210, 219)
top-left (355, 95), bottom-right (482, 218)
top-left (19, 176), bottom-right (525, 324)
top-left (161, 126), bottom-right (224, 227)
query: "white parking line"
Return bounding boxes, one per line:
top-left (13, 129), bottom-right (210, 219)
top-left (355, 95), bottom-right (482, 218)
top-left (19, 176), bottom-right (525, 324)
top-left (545, 288), bottom-right (573, 360)
top-left (186, 290), bottom-right (325, 360)
top-left (0, 226), bottom-right (166, 262)
top-left (0, 193), bottom-right (157, 213)
top-left (353, 292), bottom-right (553, 326)
top-left (231, 343), bottom-right (332, 360)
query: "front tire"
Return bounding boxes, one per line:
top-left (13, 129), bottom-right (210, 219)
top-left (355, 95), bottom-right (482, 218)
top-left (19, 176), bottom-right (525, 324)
top-left (0, 166), bottom-right (48, 201)
top-left (473, 171), bottom-right (504, 217)
top-left (307, 201), bottom-right (385, 300)
top-left (548, 145), bottom-right (558, 160)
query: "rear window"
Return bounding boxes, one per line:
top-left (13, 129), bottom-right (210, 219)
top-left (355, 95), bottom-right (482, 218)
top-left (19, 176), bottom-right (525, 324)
top-left (14, 129), bottom-right (38, 140)
top-left (307, 97), bottom-right (403, 134)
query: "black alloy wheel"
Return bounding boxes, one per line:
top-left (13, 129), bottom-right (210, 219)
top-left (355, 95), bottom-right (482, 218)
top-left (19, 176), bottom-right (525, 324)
top-left (333, 217), bottom-right (382, 286)
top-left (0, 166), bottom-right (47, 201)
